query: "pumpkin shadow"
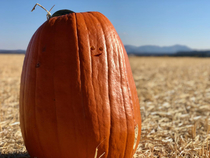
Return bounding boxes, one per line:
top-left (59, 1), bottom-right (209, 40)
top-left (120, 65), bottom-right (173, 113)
top-left (0, 152), bottom-right (30, 158)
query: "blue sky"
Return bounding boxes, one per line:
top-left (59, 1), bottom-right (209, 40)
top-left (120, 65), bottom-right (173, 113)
top-left (1, 0), bottom-right (210, 50)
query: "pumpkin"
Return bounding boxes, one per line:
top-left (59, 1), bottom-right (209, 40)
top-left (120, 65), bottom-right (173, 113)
top-left (19, 4), bottom-right (141, 158)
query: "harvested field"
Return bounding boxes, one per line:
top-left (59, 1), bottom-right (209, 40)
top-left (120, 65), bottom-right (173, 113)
top-left (1, 54), bottom-right (210, 157)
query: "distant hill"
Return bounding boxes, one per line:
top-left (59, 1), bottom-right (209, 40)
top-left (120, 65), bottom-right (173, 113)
top-left (1, 45), bottom-right (191, 55)
top-left (125, 44), bottom-right (192, 55)
top-left (1, 45), bottom-right (210, 57)
top-left (175, 50), bottom-right (210, 57)
top-left (0, 50), bottom-right (25, 54)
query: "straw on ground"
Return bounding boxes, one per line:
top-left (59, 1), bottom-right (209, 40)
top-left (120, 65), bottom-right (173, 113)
top-left (1, 55), bottom-right (210, 157)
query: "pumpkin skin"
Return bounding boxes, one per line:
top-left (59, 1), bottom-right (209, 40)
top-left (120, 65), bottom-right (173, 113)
top-left (19, 11), bottom-right (141, 158)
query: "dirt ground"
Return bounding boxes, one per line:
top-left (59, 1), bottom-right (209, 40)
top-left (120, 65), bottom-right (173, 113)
top-left (1, 54), bottom-right (210, 157)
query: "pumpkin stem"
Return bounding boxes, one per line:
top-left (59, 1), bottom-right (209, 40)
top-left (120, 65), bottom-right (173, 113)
top-left (31, 3), bottom-right (55, 19)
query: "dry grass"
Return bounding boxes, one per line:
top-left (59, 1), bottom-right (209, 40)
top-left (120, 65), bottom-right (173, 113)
top-left (1, 54), bottom-right (210, 157)
top-left (0, 55), bottom-right (29, 157)
top-left (131, 57), bottom-right (210, 158)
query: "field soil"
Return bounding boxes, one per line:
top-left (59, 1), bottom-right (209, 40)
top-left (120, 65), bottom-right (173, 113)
top-left (1, 54), bottom-right (210, 157)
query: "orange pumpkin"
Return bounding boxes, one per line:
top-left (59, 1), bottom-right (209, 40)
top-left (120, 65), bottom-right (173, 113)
top-left (19, 7), bottom-right (141, 158)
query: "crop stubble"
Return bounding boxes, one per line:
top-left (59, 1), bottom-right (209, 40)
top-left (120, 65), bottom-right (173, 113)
top-left (1, 55), bottom-right (210, 157)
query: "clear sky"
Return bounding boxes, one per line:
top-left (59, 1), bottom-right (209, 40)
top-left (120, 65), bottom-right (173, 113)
top-left (1, 0), bottom-right (210, 50)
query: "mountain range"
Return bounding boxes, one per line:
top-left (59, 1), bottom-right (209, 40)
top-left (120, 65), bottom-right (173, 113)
top-left (0, 45), bottom-right (192, 54)
top-left (0, 49), bottom-right (25, 54)
top-left (3, 44), bottom-right (210, 57)
top-left (124, 44), bottom-right (193, 55)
